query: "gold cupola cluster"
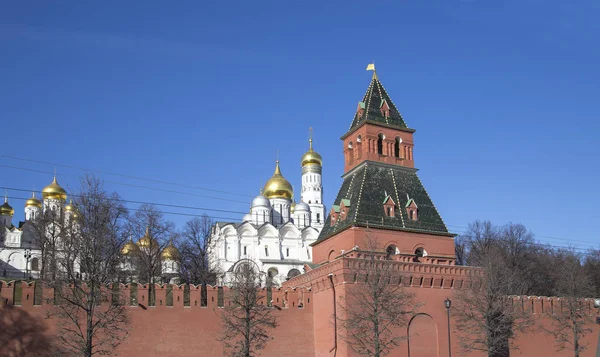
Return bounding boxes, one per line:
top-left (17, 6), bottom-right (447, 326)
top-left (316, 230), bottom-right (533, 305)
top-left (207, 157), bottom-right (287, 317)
top-left (42, 177), bottom-right (68, 201)
top-left (263, 161), bottom-right (294, 200)
top-left (0, 196), bottom-right (14, 216)
top-left (25, 192), bottom-right (42, 208)
top-left (301, 137), bottom-right (322, 167)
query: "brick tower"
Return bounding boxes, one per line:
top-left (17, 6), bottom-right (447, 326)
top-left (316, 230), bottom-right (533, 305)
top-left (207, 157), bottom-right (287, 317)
top-left (311, 66), bottom-right (456, 265)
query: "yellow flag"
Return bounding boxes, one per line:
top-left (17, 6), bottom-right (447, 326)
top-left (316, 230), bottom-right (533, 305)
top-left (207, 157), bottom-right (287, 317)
top-left (366, 63), bottom-right (375, 71)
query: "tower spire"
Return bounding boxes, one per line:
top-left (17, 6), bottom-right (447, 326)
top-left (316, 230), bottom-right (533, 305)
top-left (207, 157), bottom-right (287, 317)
top-left (309, 127), bottom-right (313, 151)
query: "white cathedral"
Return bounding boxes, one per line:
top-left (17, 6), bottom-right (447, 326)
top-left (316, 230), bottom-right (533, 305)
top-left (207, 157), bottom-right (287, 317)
top-left (0, 177), bottom-right (77, 279)
top-left (209, 137), bottom-right (325, 286)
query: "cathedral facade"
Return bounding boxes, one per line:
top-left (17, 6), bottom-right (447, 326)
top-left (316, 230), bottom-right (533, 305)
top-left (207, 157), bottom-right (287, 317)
top-left (0, 178), bottom-right (75, 279)
top-left (209, 139), bottom-right (326, 286)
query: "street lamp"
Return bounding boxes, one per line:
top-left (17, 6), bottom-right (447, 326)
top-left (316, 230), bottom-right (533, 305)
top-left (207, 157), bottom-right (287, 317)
top-left (444, 298), bottom-right (452, 357)
top-left (24, 248), bottom-right (32, 280)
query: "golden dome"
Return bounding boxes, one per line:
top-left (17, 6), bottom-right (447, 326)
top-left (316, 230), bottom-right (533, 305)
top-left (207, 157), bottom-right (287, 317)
top-left (65, 199), bottom-right (76, 212)
top-left (0, 197), bottom-right (14, 216)
top-left (137, 227), bottom-right (158, 248)
top-left (42, 177), bottom-right (67, 201)
top-left (161, 243), bottom-right (180, 261)
top-left (25, 192), bottom-right (42, 208)
top-left (301, 138), bottom-right (323, 167)
top-left (263, 161), bottom-right (293, 200)
top-left (290, 200), bottom-right (297, 214)
top-left (121, 239), bottom-right (138, 256)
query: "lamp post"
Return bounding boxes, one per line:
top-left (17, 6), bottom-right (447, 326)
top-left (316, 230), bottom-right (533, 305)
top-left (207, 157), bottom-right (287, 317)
top-left (24, 248), bottom-right (32, 280)
top-left (594, 299), bottom-right (600, 357)
top-left (445, 298), bottom-right (452, 357)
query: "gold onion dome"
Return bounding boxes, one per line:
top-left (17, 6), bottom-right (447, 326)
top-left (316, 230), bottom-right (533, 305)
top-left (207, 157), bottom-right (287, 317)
top-left (65, 199), bottom-right (76, 212)
top-left (121, 239), bottom-right (138, 256)
top-left (0, 197), bottom-right (14, 216)
top-left (263, 161), bottom-right (293, 200)
top-left (137, 227), bottom-right (158, 248)
top-left (161, 243), bottom-right (180, 261)
top-left (42, 177), bottom-right (68, 201)
top-left (301, 138), bottom-right (322, 167)
top-left (290, 200), bottom-right (297, 214)
top-left (25, 192), bottom-right (42, 208)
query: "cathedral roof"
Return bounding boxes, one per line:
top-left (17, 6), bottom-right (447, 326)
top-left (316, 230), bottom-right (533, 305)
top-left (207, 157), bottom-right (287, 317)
top-left (314, 161), bottom-right (452, 244)
top-left (342, 71), bottom-right (414, 139)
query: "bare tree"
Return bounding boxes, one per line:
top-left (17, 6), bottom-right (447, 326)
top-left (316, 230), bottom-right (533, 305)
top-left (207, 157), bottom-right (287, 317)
top-left (546, 249), bottom-right (595, 357)
top-left (220, 260), bottom-right (277, 357)
top-left (179, 214), bottom-right (218, 285)
top-left (583, 249), bottom-right (600, 296)
top-left (44, 175), bottom-right (130, 357)
top-left (27, 205), bottom-right (65, 281)
top-left (127, 204), bottom-right (173, 306)
top-left (338, 233), bottom-right (419, 357)
top-left (454, 231), bottom-right (533, 357)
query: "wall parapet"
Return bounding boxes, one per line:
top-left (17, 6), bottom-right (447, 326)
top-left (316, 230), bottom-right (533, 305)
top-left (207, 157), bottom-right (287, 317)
top-left (0, 280), bottom-right (312, 313)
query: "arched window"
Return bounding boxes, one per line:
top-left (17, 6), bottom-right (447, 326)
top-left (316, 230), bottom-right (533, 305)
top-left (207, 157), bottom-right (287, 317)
top-left (316, 213), bottom-right (321, 223)
top-left (394, 137), bottom-right (402, 158)
top-left (386, 245), bottom-right (398, 259)
top-left (357, 135), bottom-right (362, 143)
top-left (414, 248), bottom-right (427, 263)
top-left (387, 207), bottom-right (393, 217)
top-left (410, 210), bottom-right (415, 220)
top-left (31, 258), bottom-right (39, 271)
top-left (267, 267), bottom-right (279, 286)
top-left (377, 134), bottom-right (384, 155)
top-left (265, 246), bottom-right (269, 257)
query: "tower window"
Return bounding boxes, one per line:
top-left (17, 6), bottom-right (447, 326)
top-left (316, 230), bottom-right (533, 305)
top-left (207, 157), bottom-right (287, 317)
top-left (286, 248), bottom-right (289, 257)
top-left (265, 246), bottom-right (269, 257)
top-left (243, 246), bottom-right (247, 255)
top-left (317, 213), bottom-right (321, 223)
top-left (394, 137), bottom-right (402, 158)
top-left (410, 210), bottom-right (414, 220)
top-left (377, 134), bottom-right (384, 155)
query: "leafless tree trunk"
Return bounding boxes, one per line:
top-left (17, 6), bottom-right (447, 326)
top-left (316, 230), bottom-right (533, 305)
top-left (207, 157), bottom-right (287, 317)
top-left (178, 214), bottom-right (219, 285)
top-left (44, 175), bottom-right (130, 357)
top-left (454, 221), bottom-right (534, 357)
top-left (127, 204), bottom-right (173, 306)
top-left (545, 249), bottom-right (595, 357)
top-left (220, 261), bottom-right (277, 357)
top-left (338, 233), bottom-right (419, 357)
top-left (27, 207), bottom-right (65, 281)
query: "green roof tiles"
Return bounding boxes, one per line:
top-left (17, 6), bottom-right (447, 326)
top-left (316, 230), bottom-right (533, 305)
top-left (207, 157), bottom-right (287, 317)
top-left (316, 162), bottom-right (450, 243)
top-left (345, 76), bottom-right (412, 137)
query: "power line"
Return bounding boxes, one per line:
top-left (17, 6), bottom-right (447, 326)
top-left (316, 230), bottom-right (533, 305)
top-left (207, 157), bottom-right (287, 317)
top-left (0, 153), bottom-right (254, 197)
top-left (0, 163), bottom-right (251, 204)
top-left (6, 195), bottom-right (240, 223)
top-left (1, 188), bottom-right (248, 216)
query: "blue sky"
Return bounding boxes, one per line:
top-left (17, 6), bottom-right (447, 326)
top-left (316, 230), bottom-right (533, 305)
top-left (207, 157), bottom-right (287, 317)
top-left (1, 1), bottom-right (599, 249)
